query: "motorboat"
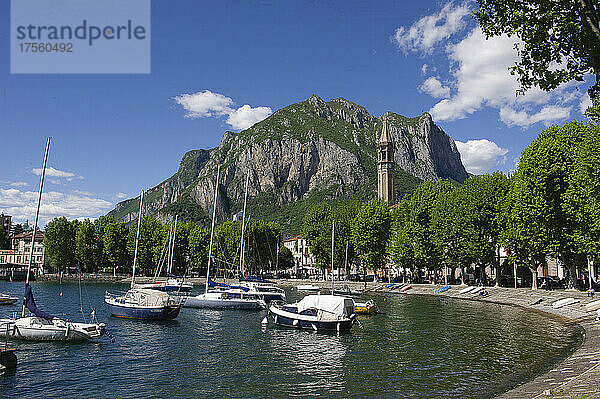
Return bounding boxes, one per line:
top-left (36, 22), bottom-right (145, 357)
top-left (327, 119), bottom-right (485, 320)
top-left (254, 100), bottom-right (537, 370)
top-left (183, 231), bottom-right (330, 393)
top-left (265, 294), bottom-right (356, 333)
top-left (239, 277), bottom-right (286, 302)
top-left (134, 278), bottom-right (193, 293)
top-left (0, 294), bottom-right (18, 305)
top-left (332, 285), bottom-right (362, 297)
top-left (354, 299), bottom-right (377, 315)
top-left (297, 284), bottom-right (321, 293)
top-left (184, 289), bottom-right (266, 310)
top-left (105, 190), bottom-right (182, 320)
top-left (0, 345), bottom-right (16, 370)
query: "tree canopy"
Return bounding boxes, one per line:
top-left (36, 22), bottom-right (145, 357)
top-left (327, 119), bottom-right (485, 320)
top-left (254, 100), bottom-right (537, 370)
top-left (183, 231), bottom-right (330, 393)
top-left (475, 0), bottom-right (600, 99)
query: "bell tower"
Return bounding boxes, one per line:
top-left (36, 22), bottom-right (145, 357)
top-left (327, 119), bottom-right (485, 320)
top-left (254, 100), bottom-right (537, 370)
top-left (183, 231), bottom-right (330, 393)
top-left (377, 118), bottom-right (394, 204)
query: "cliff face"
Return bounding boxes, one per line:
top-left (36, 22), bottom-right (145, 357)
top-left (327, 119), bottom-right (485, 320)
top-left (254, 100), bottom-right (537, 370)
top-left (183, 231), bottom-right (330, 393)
top-left (107, 95), bottom-right (467, 230)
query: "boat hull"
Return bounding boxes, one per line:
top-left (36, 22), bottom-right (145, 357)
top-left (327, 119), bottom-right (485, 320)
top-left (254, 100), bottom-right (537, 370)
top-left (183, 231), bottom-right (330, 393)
top-left (183, 296), bottom-right (265, 309)
top-left (0, 348), bottom-right (16, 369)
top-left (0, 317), bottom-right (105, 341)
top-left (105, 302), bottom-right (181, 320)
top-left (268, 307), bottom-right (355, 333)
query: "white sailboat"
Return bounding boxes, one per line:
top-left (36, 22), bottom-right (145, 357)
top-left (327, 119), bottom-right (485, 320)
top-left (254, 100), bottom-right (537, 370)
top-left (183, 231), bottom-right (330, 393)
top-left (105, 190), bottom-right (182, 320)
top-left (184, 168), bottom-right (266, 310)
top-left (0, 138), bottom-right (106, 341)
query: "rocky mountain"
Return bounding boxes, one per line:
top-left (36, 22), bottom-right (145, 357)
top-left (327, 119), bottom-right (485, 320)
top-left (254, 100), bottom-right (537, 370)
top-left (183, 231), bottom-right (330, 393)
top-left (108, 95), bottom-right (468, 231)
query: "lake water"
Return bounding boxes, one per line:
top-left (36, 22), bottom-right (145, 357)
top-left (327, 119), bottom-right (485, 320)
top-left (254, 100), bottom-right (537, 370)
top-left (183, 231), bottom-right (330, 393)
top-left (0, 281), bottom-right (582, 398)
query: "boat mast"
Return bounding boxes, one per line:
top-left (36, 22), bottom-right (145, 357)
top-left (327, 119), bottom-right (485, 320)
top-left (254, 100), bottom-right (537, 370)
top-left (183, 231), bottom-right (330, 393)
top-left (205, 165), bottom-right (221, 294)
top-left (22, 137), bottom-right (50, 317)
top-left (331, 219), bottom-right (335, 293)
top-left (131, 189), bottom-right (144, 289)
top-left (168, 215), bottom-right (178, 274)
top-left (238, 170), bottom-right (250, 278)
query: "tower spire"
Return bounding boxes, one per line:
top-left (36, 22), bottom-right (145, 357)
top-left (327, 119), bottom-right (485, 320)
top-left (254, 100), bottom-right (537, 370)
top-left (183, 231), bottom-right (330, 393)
top-left (377, 116), bottom-right (394, 204)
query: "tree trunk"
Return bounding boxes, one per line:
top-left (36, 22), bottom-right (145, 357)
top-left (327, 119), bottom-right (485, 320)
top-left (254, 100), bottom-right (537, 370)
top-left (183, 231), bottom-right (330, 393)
top-left (562, 257), bottom-right (578, 290)
top-left (461, 266), bottom-right (465, 285)
top-left (495, 246), bottom-right (501, 287)
top-left (531, 267), bottom-right (538, 290)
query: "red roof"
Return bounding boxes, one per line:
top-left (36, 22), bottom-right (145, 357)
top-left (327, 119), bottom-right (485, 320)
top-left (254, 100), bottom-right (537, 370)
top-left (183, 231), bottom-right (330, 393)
top-left (12, 231), bottom-right (44, 240)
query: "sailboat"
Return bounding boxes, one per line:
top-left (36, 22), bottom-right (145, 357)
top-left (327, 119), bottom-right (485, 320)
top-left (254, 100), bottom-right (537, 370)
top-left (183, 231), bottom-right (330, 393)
top-left (265, 220), bottom-right (357, 333)
top-left (184, 168), bottom-right (266, 310)
top-left (0, 138), bottom-right (106, 341)
top-left (134, 216), bottom-right (193, 293)
top-left (104, 190), bottom-right (182, 320)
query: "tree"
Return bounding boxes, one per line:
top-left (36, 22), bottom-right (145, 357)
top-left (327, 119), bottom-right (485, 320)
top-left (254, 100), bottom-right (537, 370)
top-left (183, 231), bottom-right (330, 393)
top-left (302, 202), bottom-right (333, 274)
top-left (332, 200), bottom-right (360, 276)
top-left (103, 220), bottom-right (129, 273)
top-left (0, 225), bottom-right (9, 250)
top-left (277, 246), bottom-right (295, 271)
top-left (504, 121), bottom-right (588, 288)
top-left (127, 217), bottom-right (164, 276)
top-left (75, 219), bottom-right (101, 273)
top-left (44, 217), bottom-right (77, 273)
top-left (246, 219), bottom-right (280, 274)
top-left (188, 224), bottom-right (210, 275)
top-left (475, 0), bottom-right (600, 99)
top-left (351, 199), bottom-right (391, 275)
top-left (214, 220), bottom-right (242, 277)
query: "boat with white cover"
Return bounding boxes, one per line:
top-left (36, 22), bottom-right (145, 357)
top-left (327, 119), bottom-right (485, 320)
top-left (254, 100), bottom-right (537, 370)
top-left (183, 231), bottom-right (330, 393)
top-left (297, 284), bottom-right (321, 293)
top-left (266, 295), bottom-right (356, 333)
top-left (105, 190), bottom-right (182, 320)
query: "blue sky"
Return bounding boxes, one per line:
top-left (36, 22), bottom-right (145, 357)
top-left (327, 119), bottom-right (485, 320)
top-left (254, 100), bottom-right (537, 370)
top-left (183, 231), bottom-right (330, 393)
top-left (0, 0), bottom-right (593, 225)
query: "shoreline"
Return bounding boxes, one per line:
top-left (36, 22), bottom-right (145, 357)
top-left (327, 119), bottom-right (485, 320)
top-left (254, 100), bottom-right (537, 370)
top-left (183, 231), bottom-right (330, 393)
top-left (34, 276), bottom-right (599, 397)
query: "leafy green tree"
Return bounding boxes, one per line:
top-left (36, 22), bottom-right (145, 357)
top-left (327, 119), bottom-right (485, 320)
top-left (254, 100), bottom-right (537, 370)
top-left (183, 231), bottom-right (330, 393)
top-left (93, 216), bottom-right (113, 270)
top-left (388, 199), bottom-right (418, 279)
top-left (277, 246), bottom-right (294, 271)
top-left (475, 0), bottom-right (600, 99)
top-left (0, 225), bottom-right (9, 250)
top-left (12, 224), bottom-right (24, 236)
top-left (189, 224), bottom-right (210, 275)
top-left (302, 202), bottom-right (333, 274)
top-left (75, 219), bottom-right (101, 273)
top-left (246, 219), bottom-right (280, 274)
top-left (351, 199), bottom-right (391, 274)
top-left (103, 220), bottom-right (130, 274)
top-left (457, 173), bottom-right (509, 285)
top-left (214, 220), bottom-right (242, 277)
top-left (563, 122), bottom-right (600, 267)
top-left (44, 216), bottom-right (76, 273)
top-left (504, 121), bottom-right (588, 288)
top-left (127, 217), bottom-right (164, 276)
top-left (332, 200), bottom-right (360, 276)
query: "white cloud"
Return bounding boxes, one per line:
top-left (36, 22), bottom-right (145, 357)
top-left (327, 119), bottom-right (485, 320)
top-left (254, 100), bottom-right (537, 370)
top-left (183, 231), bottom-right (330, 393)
top-left (425, 27), bottom-right (579, 128)
top-left (226, 104), bottom-right (273, 130)
top-left (9, 181), bottom-right (28, 187)
top-left (173, 90), bottom-right (234, 118)
top-left (499, 105), bottom-right (571, 128)
top-left (73, 189), bottom-right (94, 196)
top-left (393, 2), bottom-right (471, 54)
top-left (173, 90), bottom-right (272, 131)
top-left (455, 139), bottom-right (509, 175)
top-left (31, 166), bottom-right (76, 178)
top-left (580, 92), bottom-right (592, 114)
top-left (0, 188), bottom-right (112, 227)
top-left (421, 64), bottom-right (428, 75)
top-left (116, 192), bottom-right (128, 199)
top-left (418, 77), bottom-right (450, 99)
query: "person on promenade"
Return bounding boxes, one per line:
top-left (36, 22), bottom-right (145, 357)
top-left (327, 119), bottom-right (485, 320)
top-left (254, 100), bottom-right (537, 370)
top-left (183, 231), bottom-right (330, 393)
top-left (588, 287), bottom-right (595, 298)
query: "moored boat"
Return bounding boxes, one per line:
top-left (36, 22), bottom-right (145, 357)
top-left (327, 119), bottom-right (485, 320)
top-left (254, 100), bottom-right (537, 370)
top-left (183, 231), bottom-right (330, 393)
top-left (332, 285), bottom-right (362, 297)
top-left (0, 294), bottom-right (18, 305)
top-left (297, 284), bottom-right (321, 293)
top-left (354, 299), bottom-right (377, 315)
top-left (104, 288), bottom-right (181, 319)
top-left (266, 294), bottom-right (356, 333)
top-left (184, 290), bottom-right (266, 310)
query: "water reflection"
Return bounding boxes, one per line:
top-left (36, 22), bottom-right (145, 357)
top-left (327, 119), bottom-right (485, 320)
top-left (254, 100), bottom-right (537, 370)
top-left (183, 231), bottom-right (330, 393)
top-left (0, 282), bottom-right (582, 399)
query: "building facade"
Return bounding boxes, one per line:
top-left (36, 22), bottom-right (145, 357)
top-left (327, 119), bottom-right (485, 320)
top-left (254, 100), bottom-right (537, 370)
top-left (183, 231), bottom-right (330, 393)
top-left (0, 231), bottom-right (45, 268)
top-left (283, 236), bottom-right (316, 275)
top-left (377, 118), bottom-right (394, 204)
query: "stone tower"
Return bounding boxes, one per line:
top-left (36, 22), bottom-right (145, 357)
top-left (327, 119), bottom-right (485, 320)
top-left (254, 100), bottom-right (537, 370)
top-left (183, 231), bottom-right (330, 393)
top-left (377, 118), bottom-right (394, 204)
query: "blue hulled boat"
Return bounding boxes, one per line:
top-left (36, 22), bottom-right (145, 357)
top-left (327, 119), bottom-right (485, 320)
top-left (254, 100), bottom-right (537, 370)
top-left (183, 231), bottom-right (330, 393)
top-left (104, 289), bottom-right (181, 319)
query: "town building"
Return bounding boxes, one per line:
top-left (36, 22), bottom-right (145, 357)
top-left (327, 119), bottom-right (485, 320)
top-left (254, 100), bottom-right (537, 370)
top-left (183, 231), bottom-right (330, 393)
top-left (283, 236), bottom-right (316, 277)
top-left (0, 231), bottom-right (45, 279)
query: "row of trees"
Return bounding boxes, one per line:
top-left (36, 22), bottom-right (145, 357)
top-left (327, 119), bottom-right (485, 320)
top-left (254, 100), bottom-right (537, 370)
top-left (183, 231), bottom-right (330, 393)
top-left (43, 215), bottom-right (293, 277)
top-left (302, 121), bottom-right (600, 289)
